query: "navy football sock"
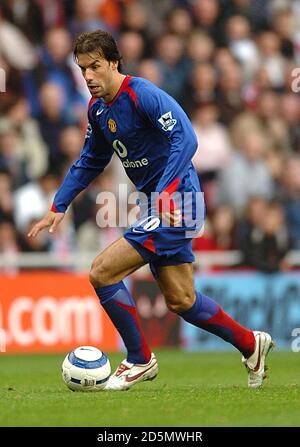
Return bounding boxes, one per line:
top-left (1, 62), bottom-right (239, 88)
top-left (95, 282), bottom-right (151, 364)
top-left (180, 291), bottom-right (255, 358)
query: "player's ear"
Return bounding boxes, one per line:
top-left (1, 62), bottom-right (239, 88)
top-left (111, 60), bottom-right (118, 71)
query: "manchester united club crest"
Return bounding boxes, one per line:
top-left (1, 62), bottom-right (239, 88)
top-left (108, 119), bottom-right (117, 133)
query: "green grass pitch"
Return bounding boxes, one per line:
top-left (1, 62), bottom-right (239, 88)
top-left (0, 350), bottom-right (300, 426)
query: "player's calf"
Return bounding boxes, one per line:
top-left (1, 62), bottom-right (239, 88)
top-left (164, 292), bottom-right (196, 314)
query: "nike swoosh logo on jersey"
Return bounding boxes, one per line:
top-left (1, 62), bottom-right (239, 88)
top-left (125, 362), bottom-right (157, 383)
top-left (96, 109), bottom-right (104, 116)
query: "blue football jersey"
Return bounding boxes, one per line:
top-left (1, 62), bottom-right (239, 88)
top-left (52, 75), bottom-right (201, 216)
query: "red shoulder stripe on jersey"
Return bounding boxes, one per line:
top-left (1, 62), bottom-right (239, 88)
top-left (88, 97), bottom-right (97, 120)
top-left (107, 75), bottom-right (137, 107)
top-left (143, 237), bottom-right (156, 253)
top-left (88, 97), bottom-right (97, 111)
top-left (124, 85), bottom-right (137, 107)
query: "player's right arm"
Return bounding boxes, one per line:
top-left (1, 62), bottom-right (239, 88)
top-left (28, 114), bottom-right (114, 238)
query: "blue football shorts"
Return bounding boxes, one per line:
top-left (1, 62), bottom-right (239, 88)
top-left (123, 216), bottom-right (196, 278)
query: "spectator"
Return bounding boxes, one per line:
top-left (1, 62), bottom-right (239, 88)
top-left (272, 8), bottom-right (296, 59)
top-left (214, 47), bottom-right (237, 73)
top-left (193, 206), bottom-right (237, 252)
top-left (192, 217), bottom-right (216, 252)
top-left (231, 90), bottom-right (290, 156)
top-left (192, 0), bottom-right (223, 45)
top-left (13, 171), bottom-right (58, 231)
top-left (97, 0), bottom-right (123, 32)
top-left (0, 6), bottom-right (36, 70)
top-left (155, 33), bottom-right (189, 101)
top-left (181, 63), bottom-right (217, 115)
top-left (37, 82), bottom-right (73, 169)
top-left (240, 202), bottom-right (289, 272)
top-left (224, 15), bottom-right (259, 81)
top-left (255, 90), bottom-right (289, 154)
top-left (0, 217), bottom-right (19, 257)
top-left (68, 0), bottom-right (111, 38)
top-left (59, 126), bottom-right (83, 168)
top-left (220, 0), bottom-right (269, 32)
top-left (58, 127), bottom-right (95, 231)
top-left (256, 31), bottom-right (287, 89)
top-left (36, 0), bottom-right (66, 30)
top-left (166, 7), bottom-right (193, 39)
top-left (279, 93), bottom-right (300, 153)
top-left (137, 59), bottom-right (163, 87)
top-left (24, 27), bottom-right (84, 119)
top-left (0, 118), bottom-right (28, 188)
top-left (192, 103), bottom-right (233, 179)
top-left (186, 30), bottom-right (215, 65)
top-left (279, 157), bottom-right (300, 249)
top-left (211, 205), bottom-right (237, 250)
top-left (236, 196), bottom-right (268, 250)
top-left (243, 67), bottom-right (273, 109)
top-left (192, 103), bottom-right (233, 209)
top-left (0, 0), bottom-right (44, 44)
top-left (122, 0), bottom-right (149, 34)
top-left (218, 132), bottom-right (274, 212)
top-left (118, 31), bottom-right (145, 75)
top-left (216, 61), bottom-right (245, 124)
top-left (6, 98), bottom-right (48, 179)
top-left (0, 169), bottom-right (13, 219)
top-left (121, 0), bottom-right (153, 53)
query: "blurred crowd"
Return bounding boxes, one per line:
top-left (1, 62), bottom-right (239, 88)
top-left (0, 0), bottom-right (300, 272)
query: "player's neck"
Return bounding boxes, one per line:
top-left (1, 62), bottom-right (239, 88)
top-left (103, 73), bottom-right (127, 104)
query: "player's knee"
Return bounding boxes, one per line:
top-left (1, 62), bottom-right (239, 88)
top-left (89, 258), bottom-right (112, 288)
top-left (165, 292), bottom-right (195, 314)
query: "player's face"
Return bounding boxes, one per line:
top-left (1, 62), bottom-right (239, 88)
top-left (77, 52), bottom-right (118, 98)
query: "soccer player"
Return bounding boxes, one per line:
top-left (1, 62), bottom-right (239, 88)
top-left (28, 30), bottom-right (274, 390)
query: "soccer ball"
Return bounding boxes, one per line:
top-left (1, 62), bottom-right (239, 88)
top-left (62, 346), bottom-right (111, 391)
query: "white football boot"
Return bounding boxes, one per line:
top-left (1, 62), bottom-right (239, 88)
top-left (105, 353), bottom-right (158, 391)
top-left (242, 331), bottom-right (275, 388)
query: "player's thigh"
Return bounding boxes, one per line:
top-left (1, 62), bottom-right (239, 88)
top-left (89, 237), bottom-right (146, 287)
top-left (156, 263), bottom-right (196, 313)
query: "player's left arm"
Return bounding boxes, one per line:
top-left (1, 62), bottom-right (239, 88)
top-left (138, 84), bottom-right (198, 223)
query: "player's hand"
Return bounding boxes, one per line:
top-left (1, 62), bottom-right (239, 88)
top-left (161, 209), bottom-right (182, 227)
top-left (27, 211), bottom-right (65, 238)
top-left (157, 192), bottom-right (182, 227)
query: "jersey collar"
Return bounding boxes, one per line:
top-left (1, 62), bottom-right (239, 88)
top-left (106, 75), bottom-right (132, 106)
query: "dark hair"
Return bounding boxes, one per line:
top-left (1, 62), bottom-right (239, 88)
top-left (73, 30), bottom-right (123, 72)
